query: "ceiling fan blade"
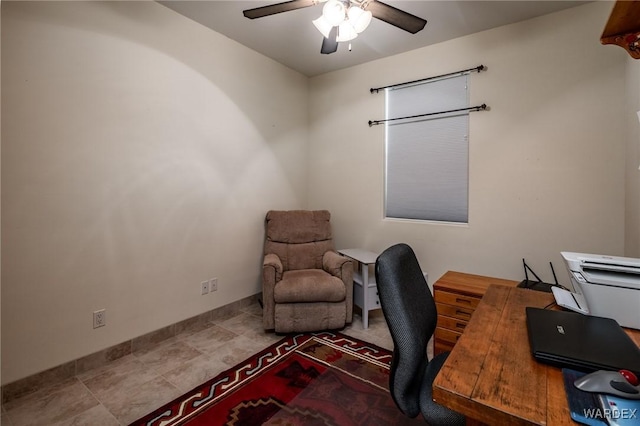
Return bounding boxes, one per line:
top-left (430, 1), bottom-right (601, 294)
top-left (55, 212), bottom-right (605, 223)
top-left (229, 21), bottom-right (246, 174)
top-left (321, 26), bottom-right (338, 54)
top-left (243, 0), bottom-right (318, 19)
top-left (366, 0), bottom-right (427, 34)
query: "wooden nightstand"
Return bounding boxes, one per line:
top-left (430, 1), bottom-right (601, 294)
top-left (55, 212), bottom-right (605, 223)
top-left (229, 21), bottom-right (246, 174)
top-left (433, 271), bottom-right (518, 355)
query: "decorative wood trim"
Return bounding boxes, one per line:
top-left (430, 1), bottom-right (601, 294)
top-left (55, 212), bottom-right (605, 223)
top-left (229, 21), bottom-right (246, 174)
top-left (601, 1), bottom-right (640, 59)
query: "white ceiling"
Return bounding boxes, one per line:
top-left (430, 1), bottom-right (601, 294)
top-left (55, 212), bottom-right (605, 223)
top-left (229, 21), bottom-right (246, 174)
top-left (159, 1), bottom-right (590, 77)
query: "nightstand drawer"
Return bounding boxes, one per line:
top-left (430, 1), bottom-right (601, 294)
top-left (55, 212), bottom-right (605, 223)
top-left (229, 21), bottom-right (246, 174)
top-left (434, 290), bottom-right (480, 310)
top-left (368, 287), bottom-right (380, 308)
top-left (437, 315), bottom-right (468, 334)
top-left (436, 303), bottom-right (473, 321)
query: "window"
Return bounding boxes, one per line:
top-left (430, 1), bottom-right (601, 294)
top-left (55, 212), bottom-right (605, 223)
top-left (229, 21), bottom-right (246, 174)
top-left (385, 74), bottom-right (470, 223)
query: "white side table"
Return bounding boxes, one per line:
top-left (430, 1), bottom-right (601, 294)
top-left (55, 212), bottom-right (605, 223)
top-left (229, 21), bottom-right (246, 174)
top-left (338, 248), bottom-right (380, 329)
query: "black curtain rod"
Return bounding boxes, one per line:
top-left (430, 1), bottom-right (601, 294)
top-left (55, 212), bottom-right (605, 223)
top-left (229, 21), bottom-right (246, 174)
top-left (368, 104), bottom-right (487, 127)
top-left (370, 65), bottom-right (485, 94)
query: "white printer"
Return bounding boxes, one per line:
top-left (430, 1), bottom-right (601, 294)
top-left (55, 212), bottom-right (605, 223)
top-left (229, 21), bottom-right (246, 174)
top-left (560, 251), bottom-right (640, 330)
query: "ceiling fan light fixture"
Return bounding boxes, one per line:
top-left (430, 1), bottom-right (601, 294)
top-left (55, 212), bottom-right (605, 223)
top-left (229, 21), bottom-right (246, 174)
top-left (243, 0), bottom-right (427, 57)
top-left (347, 6), bottom-right (372, 33)
top-left (322, 0), bottom-right (346, 26)
top-left (312, 15), bottom-right (333, 38)
top-left (336, 21), bottom-right (358, 42)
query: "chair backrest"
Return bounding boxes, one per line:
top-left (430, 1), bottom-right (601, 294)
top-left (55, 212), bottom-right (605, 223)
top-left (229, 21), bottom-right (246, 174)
top-left (264, 210), bottom-right (335, 271)
top-left (375, 243), bottom-right (437, 418)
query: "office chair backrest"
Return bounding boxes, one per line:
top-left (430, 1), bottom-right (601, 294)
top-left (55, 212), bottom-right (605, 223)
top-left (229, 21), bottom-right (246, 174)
top-left (375, 243), bottom-right (436, 418)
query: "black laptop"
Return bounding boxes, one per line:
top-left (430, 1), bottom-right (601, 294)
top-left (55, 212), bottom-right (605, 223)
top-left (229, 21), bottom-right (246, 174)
top-left (526, 307), bottom-right (640, 374)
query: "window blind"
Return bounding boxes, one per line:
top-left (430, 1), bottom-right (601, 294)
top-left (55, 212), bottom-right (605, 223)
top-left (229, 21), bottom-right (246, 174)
top-left (385, 75), bottom-right (469, 223)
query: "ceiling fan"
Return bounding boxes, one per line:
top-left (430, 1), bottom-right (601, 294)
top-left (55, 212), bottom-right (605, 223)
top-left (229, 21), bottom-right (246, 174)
top-left (243, 0), bottom-right (427, 54)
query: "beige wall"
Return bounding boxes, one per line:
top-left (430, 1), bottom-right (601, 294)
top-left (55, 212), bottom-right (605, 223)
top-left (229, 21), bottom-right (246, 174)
top-left (1, 1), bottom-right (309, 384)
top-left (626, 55), bottom-right (640, 257)
top-left (308, 1), bottom-right (627, 286)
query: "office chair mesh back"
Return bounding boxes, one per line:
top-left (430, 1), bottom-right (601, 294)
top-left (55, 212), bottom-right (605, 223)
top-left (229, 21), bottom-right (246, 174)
top-left (375, 243), bottom-right (465, 425)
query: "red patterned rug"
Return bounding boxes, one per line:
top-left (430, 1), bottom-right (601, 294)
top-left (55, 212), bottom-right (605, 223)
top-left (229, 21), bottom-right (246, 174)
top-left (130, 331), bottom-right (424, 425)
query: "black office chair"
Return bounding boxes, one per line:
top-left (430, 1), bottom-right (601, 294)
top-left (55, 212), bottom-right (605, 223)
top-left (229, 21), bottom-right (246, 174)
top-left (375, 243), bottom-right (465, 425)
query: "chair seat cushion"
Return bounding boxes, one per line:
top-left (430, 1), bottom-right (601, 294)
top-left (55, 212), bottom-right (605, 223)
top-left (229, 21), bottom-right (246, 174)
top-left (274, 269), bottom-right (346, 303)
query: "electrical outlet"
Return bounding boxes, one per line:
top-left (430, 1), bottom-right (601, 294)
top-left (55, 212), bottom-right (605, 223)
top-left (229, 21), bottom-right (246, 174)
top-left (93, 309), bottom-right (106, 329)
top-left (201, 280), bottom-right (210, 295)
top-left (210, 278), bottom-right (218, 292)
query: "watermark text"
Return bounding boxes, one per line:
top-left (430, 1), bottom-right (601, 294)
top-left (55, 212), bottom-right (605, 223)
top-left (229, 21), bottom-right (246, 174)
top-left (583, 408), bottom-right (638, 420)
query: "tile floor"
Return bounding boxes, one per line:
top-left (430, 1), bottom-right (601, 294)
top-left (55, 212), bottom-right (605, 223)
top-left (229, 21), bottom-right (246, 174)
top-left (1, 302), bottom-right (396, 426)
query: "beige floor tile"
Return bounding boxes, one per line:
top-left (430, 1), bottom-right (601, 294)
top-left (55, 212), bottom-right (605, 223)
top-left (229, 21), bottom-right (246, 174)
top-left (240, 327), bottom-right (283, 348)
top-left (216, 312), bottom-right (262, 335)
top-left (161, 353), bottom-right (231, 393)
top-left (4, 379), bottom-right (99, 426)
top-left (241, 302), bottom-right (263, 317)
top-left (180, 324), bottom-right (238, 354)
top-left (75, 354), bottom-right (138, 383)
top-left (134, 340), bottom-right (203, 375)
top-left (51, 404), bottom-right (119, 426)
top-left (82, 358), bottom-right (158, 400)
top-left (102, 375), bottom-right (180, 425)
top-left (210, 334), bottom-right (267, 367)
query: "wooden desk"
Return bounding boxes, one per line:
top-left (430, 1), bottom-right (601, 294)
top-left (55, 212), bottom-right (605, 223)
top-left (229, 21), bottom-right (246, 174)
top-left (433, 284), bottom-right (640, 425)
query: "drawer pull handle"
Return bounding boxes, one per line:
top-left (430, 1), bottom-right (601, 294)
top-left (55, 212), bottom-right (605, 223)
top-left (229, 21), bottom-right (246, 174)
top-left (456, 298), bottom-right (472, 304)
top-left (456, 322), bottom-right (466, 330)
top-left (455, 335), bottom-right (460, 341)
top-left (456, 310), bottom-right (471, 318)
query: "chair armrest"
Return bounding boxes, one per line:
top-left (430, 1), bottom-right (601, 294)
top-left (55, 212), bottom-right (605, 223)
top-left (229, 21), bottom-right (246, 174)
top-left (323, 251), bottom-right (350, 277)
top-left (263, 253), bottom-right (283, 278)
top-left (262, 253), bottom-right (283, 330)
top-left (323, 251), bottom-right (354, 323)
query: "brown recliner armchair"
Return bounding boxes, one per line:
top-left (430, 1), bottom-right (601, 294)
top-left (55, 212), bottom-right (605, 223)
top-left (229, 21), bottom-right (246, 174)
top-left (262, 210), bottom-right (354, 333)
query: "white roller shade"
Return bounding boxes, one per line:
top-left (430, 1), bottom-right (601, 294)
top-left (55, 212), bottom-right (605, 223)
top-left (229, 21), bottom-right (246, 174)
top-left (385, 75), bottom-right (469, 223)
